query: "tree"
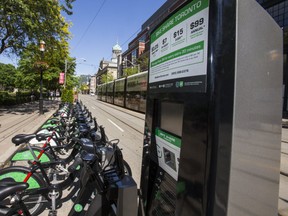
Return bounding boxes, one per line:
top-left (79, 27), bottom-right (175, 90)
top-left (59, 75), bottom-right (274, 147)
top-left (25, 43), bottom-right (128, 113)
top-left (61, 88), bottom-right (74, 103)
top-left (123, 67), bottom-right (138, 77)
top-left (137, 53), bottom-right (149, 72)
top-left (101, 72), bottom-right (114, 83)
top-left (0, 63), bottom-right (17, 91)
top-left (80, 84), bottom-right (89, 94)
top-left (15, 40), bottom-right (74, 92)
top-left (0, 0), bottom-right (74, 56)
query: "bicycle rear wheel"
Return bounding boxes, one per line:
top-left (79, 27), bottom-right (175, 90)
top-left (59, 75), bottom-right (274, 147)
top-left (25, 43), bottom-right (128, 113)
top-left (9, 146), bottom-right (54, 166)
top-left (0, 166), bottom-right (47, 216)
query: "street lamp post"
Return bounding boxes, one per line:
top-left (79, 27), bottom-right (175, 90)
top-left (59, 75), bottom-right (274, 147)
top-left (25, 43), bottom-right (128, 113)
top-left (39, 40), bottom-right (45, 115)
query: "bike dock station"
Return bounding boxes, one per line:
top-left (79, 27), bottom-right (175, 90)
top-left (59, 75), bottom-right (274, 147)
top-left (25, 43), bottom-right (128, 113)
top-left (0, 1), bottom-right (286, 216)
top-left (139, 0), bottom-right (283, 215)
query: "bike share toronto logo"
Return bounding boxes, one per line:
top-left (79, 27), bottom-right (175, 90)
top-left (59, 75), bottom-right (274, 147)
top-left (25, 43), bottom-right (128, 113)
top-left (176, 81), bottom-right (184, 88)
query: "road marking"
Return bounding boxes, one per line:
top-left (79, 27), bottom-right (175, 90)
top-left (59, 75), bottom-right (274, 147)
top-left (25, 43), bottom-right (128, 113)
top-left (108, 119), bottom-right (124, 132)
top-left (91, 106), bottom-right (96, 109)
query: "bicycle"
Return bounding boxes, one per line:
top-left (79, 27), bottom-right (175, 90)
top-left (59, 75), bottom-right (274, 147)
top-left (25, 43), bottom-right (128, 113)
top-left (0, 178), bottom-right (31, 216)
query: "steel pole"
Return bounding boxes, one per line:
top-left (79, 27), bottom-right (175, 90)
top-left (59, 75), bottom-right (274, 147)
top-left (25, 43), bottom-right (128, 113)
top-left (39, 52), bottom-right (44, 115)
top-left (64, 59), bottom-right (67, 88)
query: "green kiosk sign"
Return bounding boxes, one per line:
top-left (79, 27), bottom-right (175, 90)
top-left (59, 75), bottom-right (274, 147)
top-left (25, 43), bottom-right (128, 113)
top-left (149, 0), bottom-right (209, 92)
top-left (155, 128), bottom-right (182, 180)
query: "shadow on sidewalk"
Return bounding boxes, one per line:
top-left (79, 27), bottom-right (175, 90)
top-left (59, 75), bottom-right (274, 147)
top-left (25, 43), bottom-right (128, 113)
top-left (0, 100), bottom-right (60, 115)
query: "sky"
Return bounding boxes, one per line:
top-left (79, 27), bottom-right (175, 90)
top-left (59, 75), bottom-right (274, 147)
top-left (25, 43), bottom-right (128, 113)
top-left (0, 0), bottom-right (167, 76)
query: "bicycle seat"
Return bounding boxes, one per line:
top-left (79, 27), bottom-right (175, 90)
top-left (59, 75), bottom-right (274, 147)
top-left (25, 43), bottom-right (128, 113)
top-left (36, 133), bottom-right (50, 141)
top-left (12, 134), bottom-right (36, 146)
top-left (0, 178), bottom-right (29, 201)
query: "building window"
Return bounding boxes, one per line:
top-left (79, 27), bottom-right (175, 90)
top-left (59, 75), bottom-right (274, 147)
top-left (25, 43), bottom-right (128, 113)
top-left (264, 0), bottom-right (288, 28)
top-left (132, 50), bottom-right (137, 64)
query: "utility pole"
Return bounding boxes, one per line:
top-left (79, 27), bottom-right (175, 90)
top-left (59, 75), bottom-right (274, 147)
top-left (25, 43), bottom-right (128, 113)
top-left (64, 59), bottom-right (67, 88)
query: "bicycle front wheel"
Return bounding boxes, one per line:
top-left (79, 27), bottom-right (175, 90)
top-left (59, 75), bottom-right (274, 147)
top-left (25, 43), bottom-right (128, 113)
top-left (0, 166), bottom-right (47, 216)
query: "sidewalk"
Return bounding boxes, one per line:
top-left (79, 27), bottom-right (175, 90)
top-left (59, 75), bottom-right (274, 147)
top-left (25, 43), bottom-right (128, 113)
top-left (0, 99), bottom-right (60, 166)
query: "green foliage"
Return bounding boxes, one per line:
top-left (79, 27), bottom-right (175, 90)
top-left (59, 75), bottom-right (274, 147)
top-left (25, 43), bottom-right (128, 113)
top-left (137, 53), bottom-right (149, 72)
top-left (61, 88), bottom-right (73, 103)
top-left (16, 91), bottom-right (32, 104)
top-left (101, 72), bottom-right (114, 83)
top-left (15, 43), bottom-right (78, 92)
top-left (123, 67), bottom-right (138, 77)
top-left (61, 0), bottom-right (76, 16)
top-left (16, 47), bottom-right (41, 90)
top-left (80, 84), bottom-right (89, 94)
top-left (78, 75), bottom-right (90, 86)
top-left (0, 63), bottom-right (17, 91)
top-left (0, 0), bottom-right (74, 55)
top-left (0, 91), bottom-right (10, 105)
top-left (45, 66), bottom-right (64, 91)
top-left (0, 91), bottom-right (32, 106)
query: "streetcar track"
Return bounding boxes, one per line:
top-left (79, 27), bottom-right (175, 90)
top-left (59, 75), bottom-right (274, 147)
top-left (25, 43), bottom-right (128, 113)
top-left (81, 97), bottom-right (143, 158)
top-left (95, 104), bottom-right (143, 134)
top-left (0, 112), bottom-right (39, 142)
top-left (84, 100), bottom-right (144, 135)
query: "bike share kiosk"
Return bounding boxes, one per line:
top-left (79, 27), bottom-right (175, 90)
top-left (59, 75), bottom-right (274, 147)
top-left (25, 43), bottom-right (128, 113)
top-left (139, 0), bottom-right (282, 215)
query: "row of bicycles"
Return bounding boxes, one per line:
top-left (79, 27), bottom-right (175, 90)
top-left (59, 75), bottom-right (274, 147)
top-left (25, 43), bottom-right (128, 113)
top-left (0, 101), bottom-right (137, 216)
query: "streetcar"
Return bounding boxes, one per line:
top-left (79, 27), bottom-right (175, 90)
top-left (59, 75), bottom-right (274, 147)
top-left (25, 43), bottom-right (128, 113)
top-left (126, 71), bottom-right (147, 113)
top-left (114, 77), bottom-right (126, 107)
top-left (106, 81), bottom-right (114, 104)
top-left (97, 71), bottom-right (147, 113)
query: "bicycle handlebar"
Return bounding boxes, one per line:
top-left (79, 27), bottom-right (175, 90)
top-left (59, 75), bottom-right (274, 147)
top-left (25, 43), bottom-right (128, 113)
top-left (68, 157), bottom-right (83, 173)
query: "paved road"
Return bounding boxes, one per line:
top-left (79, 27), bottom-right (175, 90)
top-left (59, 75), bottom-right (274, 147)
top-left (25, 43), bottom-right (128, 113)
top-left (80, 94), bottom-right (144, 186)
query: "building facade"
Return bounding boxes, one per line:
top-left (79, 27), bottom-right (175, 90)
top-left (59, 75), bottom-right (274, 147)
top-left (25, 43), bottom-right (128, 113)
top-left (89, 75), bottom-right (96, 94)
top-left (120, 0), bottom-right (287, 115)
top-left (120, 0), bottom-right (188, 77)
top-left (258, 0), bottom-right (288, 115)
top-left (96, 43), bottom-right (122, 86)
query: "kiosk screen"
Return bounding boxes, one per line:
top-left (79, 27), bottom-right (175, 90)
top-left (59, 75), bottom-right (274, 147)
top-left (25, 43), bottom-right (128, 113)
top-left (160, 102), bottom-right (183, 137)
top-left (155, 102), bottom-right (184, 180)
